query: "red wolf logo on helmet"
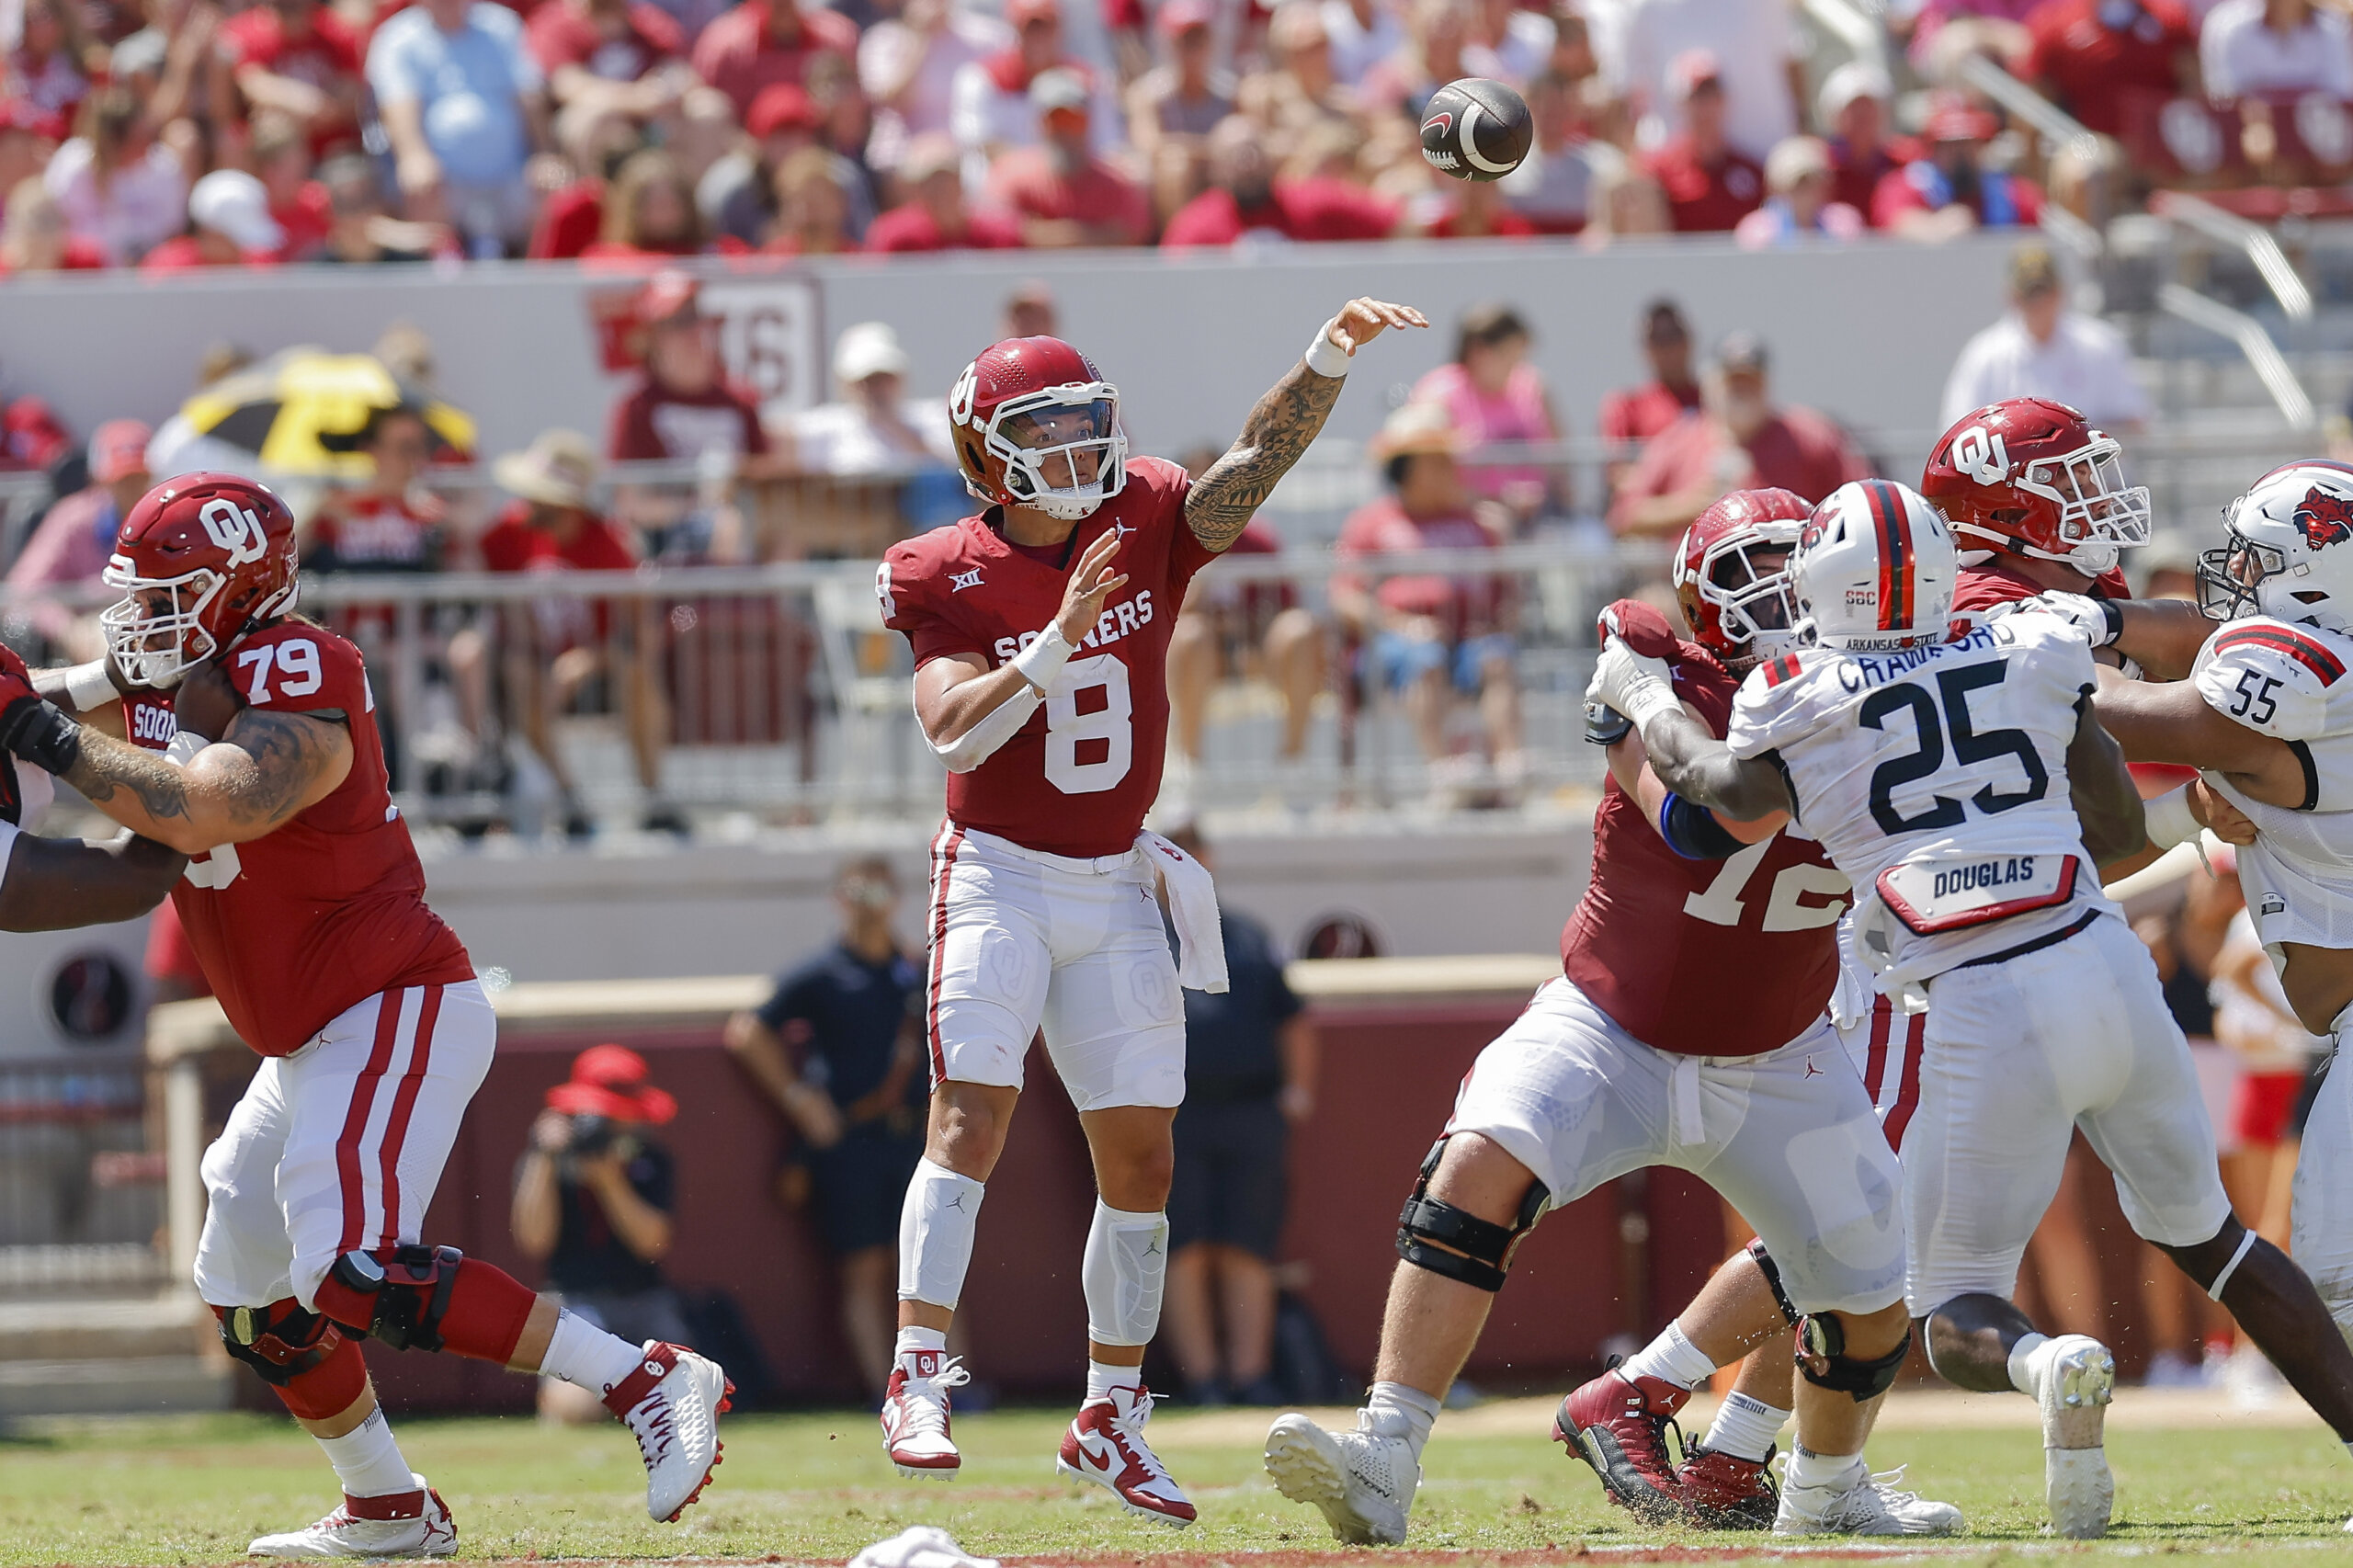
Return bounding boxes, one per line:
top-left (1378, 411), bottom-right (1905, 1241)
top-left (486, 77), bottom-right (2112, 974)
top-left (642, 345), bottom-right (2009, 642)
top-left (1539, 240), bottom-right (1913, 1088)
top-left (2294, 487), bottom-right (2353, 550)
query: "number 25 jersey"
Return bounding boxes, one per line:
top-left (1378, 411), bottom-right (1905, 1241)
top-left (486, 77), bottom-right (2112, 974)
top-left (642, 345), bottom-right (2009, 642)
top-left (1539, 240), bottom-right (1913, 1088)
top-left (878, 457), bottom-right (1217, 859)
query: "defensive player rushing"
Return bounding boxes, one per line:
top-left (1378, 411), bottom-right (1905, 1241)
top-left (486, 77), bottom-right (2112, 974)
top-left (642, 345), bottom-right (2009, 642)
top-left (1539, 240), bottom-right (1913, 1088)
top-left (1596, 476), bottom-right (2353, 1540)
top-left (1553, 399), bottom-right (2187, 1533)
top-left (0, 475), bottom-right (730, 1558)
top-left (1264, 487), bottom-right (1961, 1545)
top-left (875, 299), bottom-right (1427, 1525)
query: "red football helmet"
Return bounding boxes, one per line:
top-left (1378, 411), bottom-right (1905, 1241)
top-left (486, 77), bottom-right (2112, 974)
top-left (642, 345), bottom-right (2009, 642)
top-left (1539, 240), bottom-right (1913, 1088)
top-left (101, 473), bottom-right (300, 688)
top-left (1672, 487), bottom-right (1811, 666)
top-left (1921, 397), bottom-right (2150, 574)
top-left (947, 336), bottom-right (1128, 520)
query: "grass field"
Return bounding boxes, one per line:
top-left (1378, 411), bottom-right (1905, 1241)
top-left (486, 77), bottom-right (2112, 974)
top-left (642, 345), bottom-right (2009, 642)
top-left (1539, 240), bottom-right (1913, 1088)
top-left (6, 1394), bottom-right (2353, 1567)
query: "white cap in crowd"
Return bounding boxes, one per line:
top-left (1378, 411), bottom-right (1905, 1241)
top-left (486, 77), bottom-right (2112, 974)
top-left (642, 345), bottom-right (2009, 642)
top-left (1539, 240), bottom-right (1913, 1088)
top-left (189, 170), bottom-right (286, 255)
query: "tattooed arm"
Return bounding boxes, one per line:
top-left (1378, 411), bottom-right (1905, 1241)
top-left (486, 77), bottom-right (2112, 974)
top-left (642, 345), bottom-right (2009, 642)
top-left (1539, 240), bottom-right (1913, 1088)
top-left (63, 708), bottom-right (355, 854)
top-left (1184, 298), bottom-right (1428, 552)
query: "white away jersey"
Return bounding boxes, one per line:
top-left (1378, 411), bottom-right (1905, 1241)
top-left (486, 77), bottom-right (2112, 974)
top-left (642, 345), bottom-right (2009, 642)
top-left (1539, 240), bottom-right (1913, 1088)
top-left (1726, 609), bottom-right (2116, 994)
top-left (2192, 616), bottom-right (2353, 962)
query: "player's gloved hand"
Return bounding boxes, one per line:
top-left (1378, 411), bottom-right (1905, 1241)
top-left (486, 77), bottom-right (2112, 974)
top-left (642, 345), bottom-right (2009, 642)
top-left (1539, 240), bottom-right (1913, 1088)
top-left (172, 656), bottom-right (244, 744)
top-left (2020, 591), bottom-right (2123, 648)
top-left (0, 646), bottom-right (81, 778)
top-left (1586, 636), bottom-right (1680, 738)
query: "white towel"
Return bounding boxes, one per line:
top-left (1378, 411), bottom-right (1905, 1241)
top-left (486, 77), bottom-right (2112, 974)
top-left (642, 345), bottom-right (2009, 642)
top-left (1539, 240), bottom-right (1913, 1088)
top-left (848, 1527), bottom-right (999, 1568)
top-left (1139, 831), bottom-right (1229, 993)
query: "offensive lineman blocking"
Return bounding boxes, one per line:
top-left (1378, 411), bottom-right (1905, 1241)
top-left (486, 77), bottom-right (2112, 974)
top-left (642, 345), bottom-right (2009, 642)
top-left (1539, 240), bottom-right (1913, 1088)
top-left (876, 300), bottom-right (1427, 1524)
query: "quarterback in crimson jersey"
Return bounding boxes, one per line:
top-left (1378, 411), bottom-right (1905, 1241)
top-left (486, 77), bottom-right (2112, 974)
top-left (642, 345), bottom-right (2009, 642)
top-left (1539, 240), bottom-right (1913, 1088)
top-left (1266, 491), bottom-right (1957, 1546)
top-left (875, 300), bottom-right (1427, 1525)
top-left (0, 474), bottom-right (728, 1558)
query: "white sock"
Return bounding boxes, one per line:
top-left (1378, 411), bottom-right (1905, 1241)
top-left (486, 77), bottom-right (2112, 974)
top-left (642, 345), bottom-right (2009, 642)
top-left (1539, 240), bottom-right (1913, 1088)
top-left (1086, 1359), bottom-right (1142, 1402)
top-left (2007, 1332), bottom-right (2052, 1396)
top-left (1365, 1380), bottom-right (1442, 1461)
top-left (895, 1325), bottom-right (948, 1363)
top-left (1787, 1444), bottom-right (1864, 1492)
top-left (899, 1158), bottom-right (985, 1310)
top-left (316, 1409), bottom-right (416, 1500)
top-left (1620, 1320), bottom-right (1718, 1392)
top-left (538, 1310), bottom-right (646, 1397)
top-left (1704, 1391), bottom-right (1790, 1463)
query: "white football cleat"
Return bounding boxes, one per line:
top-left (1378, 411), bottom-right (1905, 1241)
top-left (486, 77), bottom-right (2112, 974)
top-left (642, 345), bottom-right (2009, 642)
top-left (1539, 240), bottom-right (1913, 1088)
top-left (1057, 1383), bottom-right (1195, 1526)
top-left (602, 1340), bottom-right (731, 1521)
top-left (1264, 1411), bottom-right (1420, 1545)
top-left (247, 1475), bottom-right (456, 1558)
top-left (881, 1350), bottom-right (971, 1479)
top-left (2024, 1334), bottom-right (2115, 1539)
top-left (1773, 1459), bottom-right (1965, 1537)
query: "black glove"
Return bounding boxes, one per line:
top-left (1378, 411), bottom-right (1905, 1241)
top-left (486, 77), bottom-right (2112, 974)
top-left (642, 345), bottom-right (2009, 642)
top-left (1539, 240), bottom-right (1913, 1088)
top-left (0, 690), bottom-right (83, 778)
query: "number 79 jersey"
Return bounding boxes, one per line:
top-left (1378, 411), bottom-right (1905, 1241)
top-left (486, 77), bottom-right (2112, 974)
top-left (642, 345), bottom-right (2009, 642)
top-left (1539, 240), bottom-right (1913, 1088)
top-left (879, 456), bottom-right (1217, 859)
top-left (1725, 610), bottom-right (2117, 990)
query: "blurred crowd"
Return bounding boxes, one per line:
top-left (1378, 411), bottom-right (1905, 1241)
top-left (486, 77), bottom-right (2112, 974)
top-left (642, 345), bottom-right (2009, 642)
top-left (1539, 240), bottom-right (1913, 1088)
top-left (3, 0), bottom-right (2338, 272)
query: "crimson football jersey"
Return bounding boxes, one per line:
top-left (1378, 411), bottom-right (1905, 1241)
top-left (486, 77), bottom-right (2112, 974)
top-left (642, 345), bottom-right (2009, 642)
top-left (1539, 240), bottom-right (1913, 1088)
top-left (1949, 558), bottom-right (2128, 615)
top-left (1561, 642), bottom-right (1851, 1056)
top-left (879, 456), bottom-right (1216, 858)
top-left (122, 620), bottom-right (474, 1056)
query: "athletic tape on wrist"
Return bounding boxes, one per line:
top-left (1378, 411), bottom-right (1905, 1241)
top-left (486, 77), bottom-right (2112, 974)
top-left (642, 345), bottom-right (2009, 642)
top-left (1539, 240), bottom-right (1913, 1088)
top-left (2143, 784), bottom-right (2201, 851)
top-left (1620, 676), bottom-right (1682, 738)
top-left (63, 661), bottom-right (118, 713)
top-left (1304, 329), bottom-right (1351, 378)
top-left (1010, 623), bottom-right (1074, 694)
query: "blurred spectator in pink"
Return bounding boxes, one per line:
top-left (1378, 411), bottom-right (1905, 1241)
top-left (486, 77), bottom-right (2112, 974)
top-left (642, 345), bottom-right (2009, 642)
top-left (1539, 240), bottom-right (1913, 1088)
top-left (949, 0), bottom-right (1117, 162)
top-left (1425, 177), bottom-right (1538, 238)
top-left (0, 392), bottom-right (70, 472)
top-left (368, 0), bottom-right (562, 256)
top-left (690, 0), bottom-right (858, 119)
top-left (1126, 0), bottom-right (1233, 155)
top-left (1324, 0), bottom-right (1408, 83)
top-left (0, 176), bottom-right (105, 271)
top-left (608, 272), bottom-right (770, 470)
top-left (142, 167), bottom-right (285, 271)
top-left (1581, 164), bottom-right (1674, 244)
top-left (313, 152), bottom-right (452, 263)
top-left (1500, 68), bottom-right (1599, 233)
top-left (582, 145), bottom-right (706, 256)
top-left (2023, 0), bottom-right (2196, 136)
top-left (529, 0), bottom-right (692, 122)
top-left (858, 0), bottom-right (1007, 176)
top-left (1410, 304), bottom-right (1563, 526)
top-left (1609, 331), bottom-right (1867, 539)
top-left (1464, 0), bottom-right (1554, 82)
top-left (8, 418), bottom-right (149, 660)
top-left (1359, 0), bottom-right (1469, 117)
top-left (216, 0), bottom-right (364, 157)
top-left (1733, 134), bottom-right (1862, 247)
top-left (984, 68), bottom-right (1150, 246)
top-left (1639, 51), bottom-right (1762, 232)
top-left (1622, 0), bottom-right (1795, 157)
top-left (1872, 93), bottom-right (2041, 240)
top-left (1240, 3), bottom-right (1358, 140)
top-left (1816, 62), bottom-right (1916, 219)
top-left (866, 130), bottom-right (1022, 248)
top-left (2200, 0), bottom-right (2353, 99)
top-left (1163, 111), bottom-right (1400, 244)
top-left (6, 0), bottom-right (90, 119)
top-left (1599, 298), bottom-right (1701, 484)
top-left (252, 112), bottom-right (332, 259)
top-left (43, 85), bottom-right (187, 262)
top-left (0, 100), bottom-right (63, 213)
top-left (763, 142), bottom-right (857, 253)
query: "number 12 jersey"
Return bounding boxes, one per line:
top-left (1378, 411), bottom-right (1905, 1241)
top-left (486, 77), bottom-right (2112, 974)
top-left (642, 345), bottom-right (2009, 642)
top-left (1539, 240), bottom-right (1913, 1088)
top-left (879, 457), bottom-right (1216, 859)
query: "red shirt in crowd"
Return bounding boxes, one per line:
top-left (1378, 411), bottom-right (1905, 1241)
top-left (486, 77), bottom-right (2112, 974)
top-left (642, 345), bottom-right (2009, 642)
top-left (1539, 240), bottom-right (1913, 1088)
top-left (688, 0), bottom-right (859, 116)
top-left (2022, 0), bottom-right (2193, 135)
top-left (608, 377), bottom-right (770, 461)
top-left (1608, 409), bottom-right (1869, 533)
top-left (0, 236), bottom-right (108, 277)
top-left (529, 180), bottom-right (606, 258)
top-left (1871, 165), bottom-right (2043, 229)
top-left (273, 180), bottom-right (334, 260)
top-left (139, 238), bottom-right (278, 274)
top-left (983, 147), bottom-right (1151, 244)
top-left (1160, 179), bottom-right (1399, 246)
top-left (1598, 380), bottom-right (1703, 451)
top-left (1826, 135), bottom-right (1922, 219)
top-left (863, 200), bottom-right (1025, 252)
top-left (218, 4), bottom-right (363, 150)
top-left (527, 0), bottom-right (682, 79)
top-left (1333, 495), bottom-right (1508, 642)
top-left (1425, 206), bottom-right (1538, 239)
top-left (480, 502), bottom-right (638, 573)
top-left (1642, 137), bottom-right (1765, 233)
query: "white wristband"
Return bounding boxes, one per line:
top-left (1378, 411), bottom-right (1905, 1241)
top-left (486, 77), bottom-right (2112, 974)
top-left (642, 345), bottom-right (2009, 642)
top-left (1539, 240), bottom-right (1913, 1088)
top-left (63, 660), bottom-right (118, 713)
top-left (164, 731), bottom-right (210, 768)
top-left (2143, 783), bottom-right (2202, 851)
top-left (1303, 327), bottom-right (1351, 379)
top-left (1620, 676), bottom-right (1684, 738)
top-left (1010, 623), bottom-right (1074, 694)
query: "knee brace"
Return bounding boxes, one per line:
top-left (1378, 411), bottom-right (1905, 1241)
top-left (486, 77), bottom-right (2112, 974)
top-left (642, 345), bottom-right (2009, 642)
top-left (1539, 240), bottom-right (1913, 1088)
top-left (1746, 1237), bottom-right (1802, 1329)
top-left (1083, 1201), bottom-right (1169, 1346)
top-left (314, 1245), bottom-right (464, 1352)
top-left (1795, 1313), bottom-right (1910, 1402)
top-left (212, 1301), bottom-right (369, 1420)
top-left (1395, 1137), bottom-right (1550, 1293)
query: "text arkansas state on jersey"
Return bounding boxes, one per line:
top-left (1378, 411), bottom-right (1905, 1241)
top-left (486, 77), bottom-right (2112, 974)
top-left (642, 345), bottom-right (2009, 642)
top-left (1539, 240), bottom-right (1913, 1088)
top-left (124, 620), bottom-right (472, 1055)
top-left (879, 456), bottom-right (1216, 859)
top-left (1564, 636), bottom-right (1851, 1055)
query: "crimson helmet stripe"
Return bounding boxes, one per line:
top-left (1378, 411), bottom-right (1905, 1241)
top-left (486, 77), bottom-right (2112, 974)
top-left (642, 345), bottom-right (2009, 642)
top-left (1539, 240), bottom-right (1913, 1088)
top-left (2213, 626), bottom-right (2348, 686)
top-left (1862, 480), bottom-right (1913, 631)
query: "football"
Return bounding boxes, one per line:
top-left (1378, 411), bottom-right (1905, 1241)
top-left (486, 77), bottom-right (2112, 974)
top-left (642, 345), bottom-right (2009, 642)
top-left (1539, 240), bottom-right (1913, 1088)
top-left (1419, 77), bottom-right (1534, 183)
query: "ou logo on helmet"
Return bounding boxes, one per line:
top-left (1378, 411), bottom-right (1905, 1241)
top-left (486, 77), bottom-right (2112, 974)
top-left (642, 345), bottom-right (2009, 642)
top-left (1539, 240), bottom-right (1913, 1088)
top-left (1949, 426), bottom-right (2010, 485)
top-left (949, 365), bottom-right (979, 428)
top-left (198, 498), bottom-right (268, 568)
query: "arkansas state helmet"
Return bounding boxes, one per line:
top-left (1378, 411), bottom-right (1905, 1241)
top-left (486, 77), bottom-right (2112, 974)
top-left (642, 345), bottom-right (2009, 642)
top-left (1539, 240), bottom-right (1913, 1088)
top-left (947, 336), bottom-right (1128, 521)
top-left (1921, 397), bottom-right (2150, 574)
top-left (1673, 487), bottom-right (1811, 668)
top-left (1791, 479), bottom-right (1960, 652)
top-left (100, 472), bottom-right (300, 688)
top-left (2198, 460), bottom-right (2353, 634)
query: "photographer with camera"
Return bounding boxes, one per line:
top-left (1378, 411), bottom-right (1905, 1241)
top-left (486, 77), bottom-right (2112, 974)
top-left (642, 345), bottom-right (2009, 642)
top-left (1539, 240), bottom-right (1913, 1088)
top-left (512, 1044), bottom-right (692, 1424)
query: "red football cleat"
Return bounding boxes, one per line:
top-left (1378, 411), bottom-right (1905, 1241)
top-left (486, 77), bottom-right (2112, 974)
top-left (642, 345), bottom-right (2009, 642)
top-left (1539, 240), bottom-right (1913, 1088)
top-left (1677, 1441), bottom-right (1779, 1529)
top-left (1553, 1367), bottom-right (1690, 1523)
top-left (1057, 1383), bottom-right (1195, 1527)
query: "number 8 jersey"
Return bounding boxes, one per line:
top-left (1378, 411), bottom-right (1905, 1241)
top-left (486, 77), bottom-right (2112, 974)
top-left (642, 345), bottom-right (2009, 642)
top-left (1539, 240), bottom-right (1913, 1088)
top-left (122, 620), bottom-right (474, 1057)
top-left (880, 456), bottom-right (1216, 858)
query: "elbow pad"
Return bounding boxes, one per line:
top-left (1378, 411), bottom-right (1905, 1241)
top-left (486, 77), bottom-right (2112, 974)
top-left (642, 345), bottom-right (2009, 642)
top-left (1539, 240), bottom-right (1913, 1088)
top-left (1658, 791), bottom-right (1747, 860)
top-left (930, 685), bottom-right (1040, 773)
